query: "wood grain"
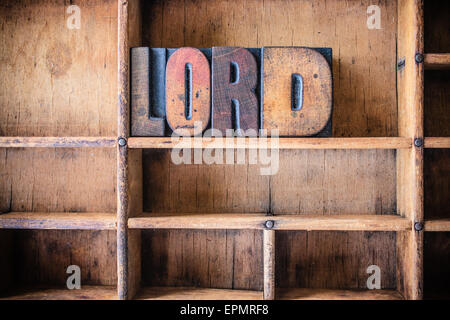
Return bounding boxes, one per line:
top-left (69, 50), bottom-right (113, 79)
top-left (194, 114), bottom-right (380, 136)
top-left (0, 212), bottom-right (116, 230)
top-left (129, 137), bottom-right (411, 149)
top-left (129, 214), bottom-right (411, 232)
top-left (263, 229), bottom-right (275, 300)
top-left (0, 148), bottom-right (116, 213)
top-left (424, 70), bottom-right (450, 137)
top-left (276, 231), bottom-right (397, 289)
top-left (263, 47), bottom-right (332, 136)
top-left (0, 0), bottom-right (117, 137)
top-left (424, 54), bottom-right (450, 70)
top-left (13, 230), bottom-right (117, 286)
top-left (0, 137), bottom-right (116, 148)
top-left (424, 232), bottom-right (450, 299)
top-left (141, 229), bottom-right (263, 291)
top-left (278, 288), bottom-right (403, 300)
top-left (136, 287), bottom-right (263, 300)
top-left (0, 285), bottom-right (117, 300)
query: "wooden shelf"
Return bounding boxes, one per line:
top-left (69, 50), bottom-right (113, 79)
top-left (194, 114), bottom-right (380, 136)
top-left (424, 137), bottom-right (450, 149)
top-left (425, 54), bottom-right (450, 70)
top-left (425, 219), bottom-right (450, 232)
top-left (0, 286), bottom-right (117, 300)
top-left (135, 287), bottom-right (263, 300)
top-left (0, 137), bottom-right (116, 148)
top-left (0, 212), bottom-right (116, 230)
top-left (277, 288), bottom-right (404, 300)
top-left (129, 213), bottom-right (411, 232)
top-left (128, 137), bottom-right (411, 150)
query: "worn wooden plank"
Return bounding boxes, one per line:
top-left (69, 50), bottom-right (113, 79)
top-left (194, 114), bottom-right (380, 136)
top-left (0, 137), bottom-right (116, 148)
top-left (263, 229), bottom-right (275, 300)
top-left (0, 212), bottom-right (116, 230)
top-left (166, 47), bottom-right (211, 136)
top-left (424, 54), bottom-right (450, 70)
top-left (212, 47), bottom-right (259, 135)
top-left (128, 137), bottom-right (411, 149)
top-left (425, 138), bottom-right (450, 149)
top-left (396, 0), bottom-right (424, 300)
top-left (129, 214), bottom-right (411, 232)
top-left (1, 285), bottom-right (117, 300)
top-left (263, 47), bottom-right (332, 136)
top-left (424, 219), bottom-right (450, 232)
top-left (278, 288), bottom-right (404, 300)
top-left (136, 287), bottom-right (263, 300)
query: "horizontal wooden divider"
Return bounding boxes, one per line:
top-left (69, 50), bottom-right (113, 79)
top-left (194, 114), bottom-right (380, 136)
top-left (0, 212), bottom-right (117, 230)
top-left (424, 137), bottom-right (450, 149)
top-left (277, 288), bottom-right (404, 300)
top-left (128, 213), bottom-right (411, 231)
top-left (424, 54), bottom-right (450, 70)
top-left (425, 219), bottom-right (450, 232)
top-left (0, 137), bottom-right (116, 148)
top-left (128, 137), bottom-right (411, 149)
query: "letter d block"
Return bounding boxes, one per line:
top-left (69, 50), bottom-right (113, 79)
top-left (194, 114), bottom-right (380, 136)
top-left (212, 47), bottom-right (259, 136)
top-left (262, 47), bottom-right (332, 136)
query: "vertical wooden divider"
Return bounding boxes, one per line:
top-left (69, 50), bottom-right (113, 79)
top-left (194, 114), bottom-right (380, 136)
top-left (396, 0), bottom-right (424, 300)
top-left (264, 229), bottom-right (275, 300)
top-left (118, 0), bottom-right (143, 300)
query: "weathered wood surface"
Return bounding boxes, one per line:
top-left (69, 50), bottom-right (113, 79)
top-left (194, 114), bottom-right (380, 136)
top-left (424, 54), bottom-right (450, 70)
top-left (0, 285), bottom-right (117, 300)
top-left (0, 137), bottom-right (116, 148)
top-left (166, 47), bottom-right (211, 136)
top-left (424, 219), bottom-right (450, 232)
top-left (0, 148), bottom-right (116, 213)
top-left (0, 212), bottom-right (116, 230)
top-left (396, 0), bottom-right (424, 300)
top-left (276, 231), bottom-right (397, 289)
top-left (263, 47), bottom-right (332, 136)
top-left (129, 214), bottom-right (411, 232)
top-left (129, 137), bottom-right (411, 149)
top-left (263, 229), bottom-right (275, 300)
top-left (142, 229), bottom-right (263, 290)
top-left (212, 47), bottom-right (259, 135)
top-left (11, 230), bottom-right (116, 286)
top-left (136, 287), bottom-right (263, 300)
top-left (143, 149), bottom-right (396, 215)
top-left (0, 0), bottom-right (117, 137)
top-left (424, 138), bottom-right (450, 149)
top-left (277, 288), bottom-right (404, 300)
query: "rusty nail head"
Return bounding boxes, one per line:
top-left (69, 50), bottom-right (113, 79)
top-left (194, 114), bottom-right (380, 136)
top-left (265, 220), bottom-right (275, 229)
top-left (414, 138), bottom-right (423, 148)
top-left (118, 138), bottom-right (127, 147)
top-left (415, 53), bottom-right (424, 64)
top-left (414, 222), bottom-right (424, 232)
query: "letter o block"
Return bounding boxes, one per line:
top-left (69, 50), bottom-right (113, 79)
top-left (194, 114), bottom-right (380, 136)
top-left (166, 47), bottom-right (211, 136)
top-left (263, 47), bottom-right (332, 136)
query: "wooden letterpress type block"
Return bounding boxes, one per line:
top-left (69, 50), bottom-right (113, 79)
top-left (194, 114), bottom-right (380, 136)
top-left (212, 47), bottom-right (260, 136)
top-left (262, 47), bottom-right (333, 136)
top-left (131, 47), bottom-right (166, 137)
top-left (166, 47), bottom-right (211, 136)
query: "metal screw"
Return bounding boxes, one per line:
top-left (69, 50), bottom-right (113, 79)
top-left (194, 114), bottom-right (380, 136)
top-left (415, 53), bottom-right (424, 64)
top-left (265, 220), bottom-right (275, 229)
top-left (414, 222), bottom-right (424, 232)
top-left (414, 138), bottom-right (423, 148)
top-left (118, 138), bottom-right (127, 147)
